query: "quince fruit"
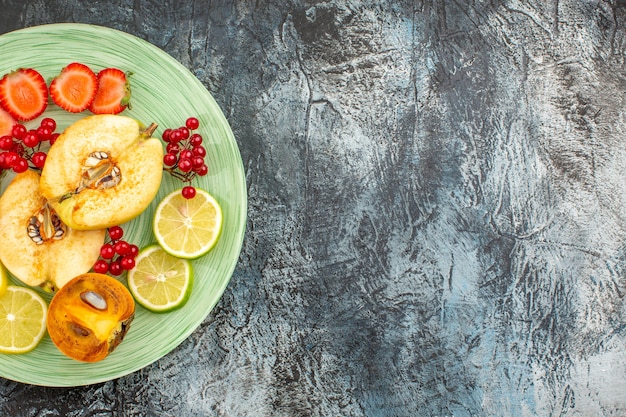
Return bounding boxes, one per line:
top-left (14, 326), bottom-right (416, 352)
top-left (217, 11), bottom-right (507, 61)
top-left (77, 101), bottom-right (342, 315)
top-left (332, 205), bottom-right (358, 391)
top-left (0, 170), bottom-right (105, 291)
top-left (40, 114), bottom-right (163, 230)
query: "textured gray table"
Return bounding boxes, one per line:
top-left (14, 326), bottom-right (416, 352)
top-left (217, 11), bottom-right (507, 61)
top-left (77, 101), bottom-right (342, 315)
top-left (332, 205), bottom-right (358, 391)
top-left (1, 1), bottom-right (626, 416)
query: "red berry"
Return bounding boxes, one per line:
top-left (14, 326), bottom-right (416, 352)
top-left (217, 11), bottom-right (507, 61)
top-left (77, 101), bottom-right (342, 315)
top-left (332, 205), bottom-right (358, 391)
top-left (93, 259), bottom-right (109, 274)
top-left (163, 153), bottom-right (177, 166)
top-left (195, 164), bottom-right (209, 176)
top-left (178, 127), bottom-right (190, 139)
top-left (166, 143), bottom-right (180, 155)
top-left (192, 145), bottom-right (206, 157)
top-left (36, 126), bottom-right (52, 141)
top-left (162, 128), bottom-right (172, 142)
top-left (0, 136), bottom-right (13, 150)
top-left (189, 133), bottom-right (203, 146)
top-left (40, 117), bottom-right (56, 131)
top-left (186, 117), bottom-right (199, 130)
top-left (49, 133), bottom-right (60, 145)
top-left (191, 156), bottom-right (204, 169)
top-left (31, 151), bottom-right (46, 169)
top-left (180, 149), bottom-right (193, 160)
top-left (12, 157), bottom-right (28, 173)
top-left (100, 243), bottom-right (115, 259)
top-left (128, 244), bottom-right (139, 258)
top-left (169, 129), bottom-right (182, 143)
top-left (109, 260), bottom-right (123, 276)
top-left (120, 256), bottom-right (135, 270)
top-left (4, 151), bottom-right (17, 167)
top-left (114, 240), bottom-right (130, 255)
top-left (22, 131), bottom-right (39, 147)
top-left (108, 225), bottom-right (124, 241)
top-left (11, 124), bottom-right (26, 139)
top-left (178, 158), bottom-right (192, 172)
top-left (181, 186), bottom-right (196, 199)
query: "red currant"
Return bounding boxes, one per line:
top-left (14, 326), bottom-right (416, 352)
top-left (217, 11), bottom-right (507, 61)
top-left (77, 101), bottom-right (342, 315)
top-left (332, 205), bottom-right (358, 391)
top-left (189, 133), bottom-right (203, 146)
top-left (22, 131), bottom-right (39, 148)
top-left (36, 126), bottom-right (52, 141)
top-left (128, 244), bottom-right (139, 258)
top-left (163, 153), bottom-right (177, 166)
top-left (0, 136), bottom-right (13, 151)
top-left (12, 157), bottom-right (28, 173)
top-left (49, 133), bottom-right (60, 145)
top-left (11, 124), bottom-right (26, 140)
top-left (162, 128), bottom-right (173, 142)
top-left (93, 259), bottom-right (109, 274)
top-left (192, 145), bottom-right (206, 157)
top-left (169, 129), bottom-right (183, 143)
top-left (166, 143), bottom-right (180, 155)
top-left (100, 243), bottom-right (115, 259)
top-left (108, 225), bottom-right (124, 241)
top-left (114, 240), bottom-right (130, 256)
top-left (186, 117), bottom-right (200, 130)
top-left (195, 164), bottom-right (209, 176)
top-left (178, 158), bottom-right (192, 172)
top-left (191, 156), bottom-right (204, 169)
top-left (109, 261), bottom-right (123, 276)
top-left (40, 117), bottom-right (56, 131)
top-left (178, 127), bottom-right (190, 140)
top-left (181, 186), bottom-right (196, 199)
top-left (180, 149), bottom-right (193, 160)
top-left (120, 256), bottom-right (136, 270)
top-left (31, 151), bottom-right (46, 169)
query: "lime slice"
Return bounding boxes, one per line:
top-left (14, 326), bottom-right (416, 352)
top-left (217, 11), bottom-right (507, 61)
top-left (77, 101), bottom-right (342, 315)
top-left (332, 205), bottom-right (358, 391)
top-left (0, 286), bottom-right (48, 354)
top-left (127, 244), bottom-right (193, 312)
top-left (0, 264), bottom-right (8, 297)
top-left (153, 188), bottom-right (223, 259)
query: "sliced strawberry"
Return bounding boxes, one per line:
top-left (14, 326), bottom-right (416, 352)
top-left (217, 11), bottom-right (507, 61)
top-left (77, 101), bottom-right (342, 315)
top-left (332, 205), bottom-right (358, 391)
top-left (88, 68), bottom-right (132, 115)
top-left (0, 107), bottom-right (17, 137)
top-left (49, 62), bottom-right (98, 113)
top-left (0, 68), bottom-right (48, 121)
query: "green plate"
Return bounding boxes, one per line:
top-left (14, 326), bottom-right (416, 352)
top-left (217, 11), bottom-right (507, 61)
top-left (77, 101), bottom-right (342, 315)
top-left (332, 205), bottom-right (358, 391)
top-left (0, 24), bottom-right (246, 386)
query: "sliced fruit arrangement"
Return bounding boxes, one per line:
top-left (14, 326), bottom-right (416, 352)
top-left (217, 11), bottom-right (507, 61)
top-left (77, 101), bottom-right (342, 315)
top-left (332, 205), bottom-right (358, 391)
top-left (46, 273), bottom-right (135, 362)
top-left (127, 244), bottom-right (193, 313)
top-left (153, 187), bottom-right (223, 259)
top-left (0, 68), bottom-right (48, 121)
top-left (49, 62), bottom-right (98, 113)
top-left (0, 60), bottom-right (224, 361)
top-left (0, 285), bottom-right (48, 354)
top-left (89, 68), bottom-right (131, 115)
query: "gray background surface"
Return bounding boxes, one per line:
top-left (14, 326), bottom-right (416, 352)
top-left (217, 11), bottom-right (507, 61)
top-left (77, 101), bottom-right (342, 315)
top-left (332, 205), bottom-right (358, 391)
top-left (1, 1), bottom-right (626, 416)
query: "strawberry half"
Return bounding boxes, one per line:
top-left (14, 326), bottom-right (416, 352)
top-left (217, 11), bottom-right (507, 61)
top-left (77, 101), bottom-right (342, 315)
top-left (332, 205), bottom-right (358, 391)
top-left (0, 107), bottom-right (16, 137)
top-left (88, 68), bottom-right (132, 115)
top-left (49, 62), bottom-right (98, 113)
top-left (0, 68), bottom-right (48, 121)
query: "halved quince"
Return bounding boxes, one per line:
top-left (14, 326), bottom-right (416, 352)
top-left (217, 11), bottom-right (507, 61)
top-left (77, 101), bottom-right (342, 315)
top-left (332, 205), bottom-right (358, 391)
top-left (0, 170), bottom-right (105, 291)
top-left (47, 273), bottom-right (135, 362)
top-left (40, 114), bottom-right (163, 230)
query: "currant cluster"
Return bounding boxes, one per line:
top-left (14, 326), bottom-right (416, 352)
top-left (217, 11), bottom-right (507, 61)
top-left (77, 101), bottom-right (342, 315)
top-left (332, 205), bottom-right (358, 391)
top-left (0, 117), bottom-right (59, 173)
top-left (162, 117), bottom-right (208, 199)
top-left (92, 226), bottom-right (139, 276)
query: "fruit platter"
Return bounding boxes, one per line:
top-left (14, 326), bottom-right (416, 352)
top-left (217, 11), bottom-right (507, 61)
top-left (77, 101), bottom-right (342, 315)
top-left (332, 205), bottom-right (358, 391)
top-left (0, 24), bottom-right (247, 386)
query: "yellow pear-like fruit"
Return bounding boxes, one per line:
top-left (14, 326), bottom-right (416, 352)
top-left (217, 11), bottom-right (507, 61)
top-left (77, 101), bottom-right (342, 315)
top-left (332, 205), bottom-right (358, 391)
top-left (0, 170), bottom-right (105, 291)
top-left (40, 114), bottom-right (163, 230)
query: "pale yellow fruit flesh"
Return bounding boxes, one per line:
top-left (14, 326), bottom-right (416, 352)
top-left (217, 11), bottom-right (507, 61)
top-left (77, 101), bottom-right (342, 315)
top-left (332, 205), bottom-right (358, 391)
top-left (0, 170), bottom-right (105, 290)
top-left (40, 114), bottom-right (163, 230)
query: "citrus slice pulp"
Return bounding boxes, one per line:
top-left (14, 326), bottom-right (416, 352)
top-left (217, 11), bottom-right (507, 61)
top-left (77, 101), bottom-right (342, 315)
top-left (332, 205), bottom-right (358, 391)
top-left (127, 244), bottom-right (193, 313)
top-left (153, 188), bottom-right (223, 259)
top-left (0, 286), bottom-right (48, 354)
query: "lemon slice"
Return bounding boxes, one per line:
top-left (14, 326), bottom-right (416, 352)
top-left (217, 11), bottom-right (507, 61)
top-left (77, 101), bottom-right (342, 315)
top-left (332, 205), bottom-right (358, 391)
top-left (127, 244), bottom-right (193, 312)
top-left (0, 263), bottom-right (8, 297)
top-left (153, 188), bottom-right (223, 259)
top-left (0, 286), bottom-right (48, 354)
